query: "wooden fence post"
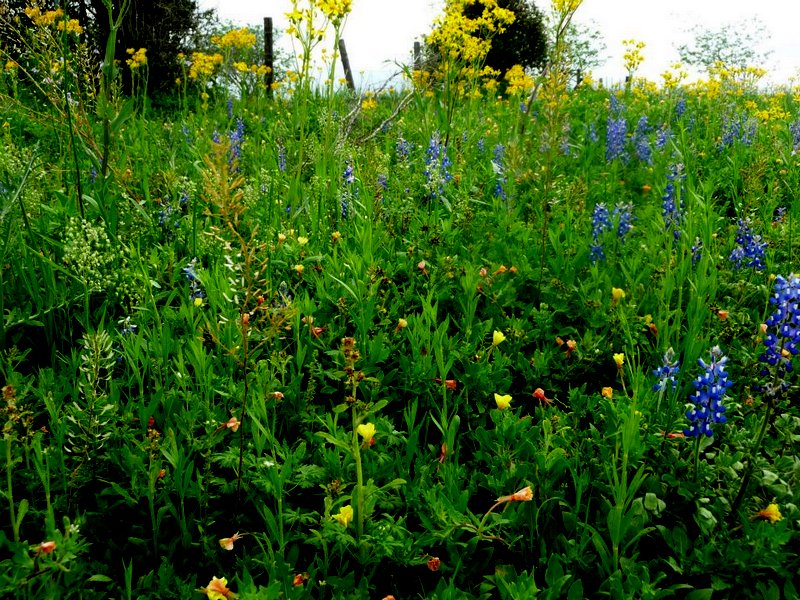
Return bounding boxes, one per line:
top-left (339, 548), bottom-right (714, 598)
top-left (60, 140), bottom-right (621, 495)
top-left (264, 17), bottom-right (274, 97)
top-left (338, 38), bottom-right (355, 91)
top-left (413, 41), bottom-right (421, 71)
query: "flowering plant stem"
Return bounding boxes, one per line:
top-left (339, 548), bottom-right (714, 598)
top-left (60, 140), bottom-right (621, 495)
top-left (728, 398), bottom-right (774, 523)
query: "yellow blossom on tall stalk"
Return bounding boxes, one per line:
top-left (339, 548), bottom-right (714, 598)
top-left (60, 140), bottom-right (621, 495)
top-left (189, 52), bottom-right (223, 80)
top-left (504, 64), bottom-right (533, 96)
top-left (125, 48), bottom-right (147, 70)
top-left (623, 39), bottom-right (646, 81)
top-left (211, 28), bottom-right (257, 50)
top-left (425, 0), bottom-right (515, 95)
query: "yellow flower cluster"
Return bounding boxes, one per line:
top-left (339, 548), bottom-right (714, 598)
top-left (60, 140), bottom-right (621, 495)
top-left (504, 64), bottom-right (533, 95)
top-left (56, 18), bottom-right (83, 35)
top-left (622, 39), bottom-right (646, 76)
top-left (211, 28), bottom-right (257, 50)
top-left (745, 96), bottom-right (790, 124)
top-left (361, 93), bottom-right (377, 111)
top-left (427, 0), bottom-right (515, 65)
top-left (24, 6), bottom-right (82, 34)
top-left (552, 0), bottom-right (582, 12)
top-left (126, 48), bottom-right (147, 70)
top-left (5, 60), bottom-right (18, 72)
top-left (314, 0), bottom-right (352, 22)
top-left (233, 62), bottom-right (271, 76)
top-left (24, 6), bottom-right (63, 26)
top-left (189, 52), bottom-right (223, 79)
top-left (660, 63), bottom-right (688, 90)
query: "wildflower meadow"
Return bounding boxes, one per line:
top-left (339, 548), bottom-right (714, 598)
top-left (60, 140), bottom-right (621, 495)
top-left (0, 0), bottom-right (798, 598)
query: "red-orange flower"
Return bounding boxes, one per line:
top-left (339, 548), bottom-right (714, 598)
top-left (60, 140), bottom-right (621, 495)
top-left (38, 541), bottom-right (56, 554)
top-left (427, 557), bottom-right (441, 571)
top-left (532, 388), bottom-right (552, 405)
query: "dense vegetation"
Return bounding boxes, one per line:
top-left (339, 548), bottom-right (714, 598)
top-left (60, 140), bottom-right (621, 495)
top-left (0, 0), bottom-right (798, 598)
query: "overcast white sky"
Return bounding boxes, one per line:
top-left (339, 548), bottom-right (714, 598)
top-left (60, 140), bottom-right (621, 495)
top-left (199, 0), bottom-right (800, 87)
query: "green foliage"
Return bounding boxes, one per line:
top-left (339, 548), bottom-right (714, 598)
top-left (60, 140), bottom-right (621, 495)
top-left (0, 5), bottom-right (799, 599)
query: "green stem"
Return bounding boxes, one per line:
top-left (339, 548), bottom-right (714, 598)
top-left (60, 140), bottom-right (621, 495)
top-left (6, 435), bottom-right (18, 543)
top-left (729, 398), bottom-right (774, 522)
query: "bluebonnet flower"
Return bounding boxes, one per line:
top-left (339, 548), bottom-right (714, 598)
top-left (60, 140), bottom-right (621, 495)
top-left (118, 316), bottom-right (138, 336)
top-left (183, 258), bottom-right (205, 302)
top-left (424, 132), bottom-right (452, 200)
top-left (179, 189), bottom-right (189, 206)
top-left (790, 119), bottom-right (800, 155)
top-left (376, 173), bottom-right (388, 190)
top-left (655, 127), bottom-right (670, 151)
top-left (662, 163), bottom-right (685, 240)
top-left (559, 122), bottom-right (573, 157)
top-left (519, 102), bottom-right (528, 114)
top-left (675, 97), bottom-right (686, 119)
top-left (632, 116), bottom-right (652, 164)
top-left (653, 347), bottom-right (680, 392)
top-left (181, 125), bottom-right (192, 144)
top-left (341, 163), bottom-right (357, 218)
top-left (685, 346), bottom-right (733, 437)
top-left (277, 144), bottom-right (286, 172)
top-left (492, 144), bottom-right (507, 200)
top-left (606, 115), bottom-right (627, 162)
top-left (757, 274), bottom-right (800, 394)
top-left (273, 281), bottom-right (293, 309)
top-left (212, 130), bottom-right (221, 144)
top-left (226, 98), bottom-right (233, 120)
top-left (728, 218), bottom-right (767, 270)
top-left (396, 137), bottom-right (411, 160)
top-left (590, 202), bottom-right (613, 262)
top-left (89, 166), bottom-right (97, 184)
top-left (774, 206), bottom-right (787, 224)
top-left (477, 138), bottom-right (485, 153)
top-left (586, 122), bottom-right (598, 144)
top-left (718, 113), bottom-right (757, 151)
top-left (613, 202), bottom-right (635, 242)
top-left (228, 118), bottom-right (245, 172)
top-left (691, 236), bottom-right (703, 265)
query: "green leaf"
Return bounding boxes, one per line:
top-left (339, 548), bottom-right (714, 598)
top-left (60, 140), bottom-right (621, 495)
top-left (15, 499), bottom-right (28, 530)
top-left (685, 589), bottom-right (713, 600)
top-left (88, 574), bottom-right (113, 583)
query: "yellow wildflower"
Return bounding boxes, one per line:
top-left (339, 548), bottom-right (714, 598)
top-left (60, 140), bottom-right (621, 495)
top-left (613, 353), bottom-right (625, 369)
top-left (356, 422), bottom-right (376, 444)
top-left (752, 503), bottom-right (782, 524)
top-left (601, 387), bottom-right (613, 399)
top-left (334, 504), bottom-right (354, 527)
top-left (494, 393), bottom-right (512, 410)
top-left (492, 330), bottom-right (506, 346)
top-left (212, 28), bottom-right (257, 50)
top-left (611, 287), bottom-right (626, 304)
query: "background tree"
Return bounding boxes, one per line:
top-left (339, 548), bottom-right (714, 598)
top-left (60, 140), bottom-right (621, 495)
top-left (1, 0), bottom-right (215, 100)
top-left (561, 20), bottom-right (605, 82)
top-left (462, 0), bottom-right (548, 73)
top-left (676, 17), bottom-right (772, 73)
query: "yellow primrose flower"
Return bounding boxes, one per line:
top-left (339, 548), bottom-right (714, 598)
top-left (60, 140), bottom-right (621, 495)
top-left (601, 387), bottom-right (613, 399)
top-left (297, 236), bottom-right (309, 245)
top-left (356, 422), bottom-right (376, 443)
top-left (492, 330), bottom-right (506, 346)
top-left (611, 287), bottom-right (626, 303)
top-left (613, 353), bottom-right (625, 369)
top-left (334, 504), bottom-right (354, 527)
top-left (494, 393), bottom-right (512, 410)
